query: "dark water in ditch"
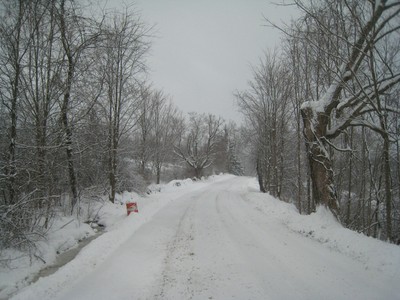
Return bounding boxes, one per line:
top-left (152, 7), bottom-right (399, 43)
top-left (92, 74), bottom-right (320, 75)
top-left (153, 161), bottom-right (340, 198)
top-left (31, 230), bottom-right (103, 283)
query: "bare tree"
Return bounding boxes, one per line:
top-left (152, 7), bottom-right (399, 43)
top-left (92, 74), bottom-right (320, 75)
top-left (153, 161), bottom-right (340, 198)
top-left (19, 0), bottom-right (63, 228)
top-left (151, 90), bottom-right (182, 183)
top-left (175, 113), bottom-right (223, 178)
top-left (224, 123), bottom-right (244, 176)
top-left (236, 50), bottom-right (291, 198)
top-left (56, 0), bottom-right (101, 213)
top-left (96, 8), bottom-right (150, 203)
top-left (294, 0), bottom-right (400, 222)
top-left (0, 1), bottom-right (159, 254)
top-left (136, 84), bottom-right (154, 179)
top-left (0, 0), bottom-right (27, 206)
top-left (0, 0), bottom-right (34, 252)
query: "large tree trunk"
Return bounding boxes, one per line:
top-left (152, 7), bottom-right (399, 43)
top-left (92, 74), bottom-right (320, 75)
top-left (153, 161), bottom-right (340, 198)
top-left (156, 164), bottom-right (161, 184)
top-left (256, 151), bottom-right (266, 193)
top-left (194, 167), bottom-right (202, 179)
top-left (61, 98), bottom-right (78, 213)
top-left (382, 134), bottom-right (392, 241)
top-left (296, 111), bottom-right (302, 214)
top-left (345, 128), bottom-right (353, 226)
top-left (108, 123), bottom-right (118, 203)
top-left (359, 128), bottom-right (367, 232)
top-left (109, 147), bottom-right (117, 204)
top-left (301, 107), bottom-right (339, 218)
top-left (306, 168), bottom-right (312, 214)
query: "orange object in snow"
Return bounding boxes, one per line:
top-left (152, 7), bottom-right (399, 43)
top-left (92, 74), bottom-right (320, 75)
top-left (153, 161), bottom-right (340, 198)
top-left (126, 202), bottom-right (138, 215)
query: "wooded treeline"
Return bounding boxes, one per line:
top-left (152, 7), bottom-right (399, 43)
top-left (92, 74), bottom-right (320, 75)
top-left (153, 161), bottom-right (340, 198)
top-left (0, 0), bottom-right (243, 253)
top-left (2, 0), bottom-right (398, 255)
top-left (237, 0), bottom-right (400, 243)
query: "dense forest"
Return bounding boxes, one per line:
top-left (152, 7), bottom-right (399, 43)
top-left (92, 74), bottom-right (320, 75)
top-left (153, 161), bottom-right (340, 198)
top-left (1, 0), bottom-right (399, 258)
top-left (0, 0), bottom-right (244, 254)
top-left (237, 0), bottom-right (400, 243)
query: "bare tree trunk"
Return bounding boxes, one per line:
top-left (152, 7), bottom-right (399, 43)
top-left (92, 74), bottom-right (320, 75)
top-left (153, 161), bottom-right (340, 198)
top-left (271, 117), bottom-right (278, 197)
top-left (108, 96), bottom-right (118, 203)
top-left (397, 131), bottom-right (400, 206)
top-left (194, 167), bottom-right (202, 179)
top-left (346, 128), bottom-right (353, 225)
top-left (370, 46), bottom-right (393, 241)
top-left (396, 127), bottom-right (400, 243)
top-left (296, 113), bottom-right (302, 213)
top-left (156, 164), bottom-right (161, 184)
top-left (108, 132), bottom-right (118, 203)
top-left (256, 156), bottom-right (266, 193)
top-left (278, 136), bottom-right (284, 199)
top-left (359, 127), bottom-right (367, 231)
top-left (301, 107), bottom-right (339, 217)
top-left (5, 0), bottom-right (24, 206)
top-left (59, 0), bottom-right (78, 213)
top-left (382, 135), bottom-right (392, 241)
top-left (306, 169), bottom-right (312, 214)
top-left (257, 161), bottom-right (264, 193)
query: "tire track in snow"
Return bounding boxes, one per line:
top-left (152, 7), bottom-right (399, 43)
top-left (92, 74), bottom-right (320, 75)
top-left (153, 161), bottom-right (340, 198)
top-left (154, 195), bottom-right (198, 300)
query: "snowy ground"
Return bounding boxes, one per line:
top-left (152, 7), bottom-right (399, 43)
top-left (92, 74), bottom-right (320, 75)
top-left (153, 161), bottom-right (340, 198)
top-left (6, 175), bottom-right (400, 300)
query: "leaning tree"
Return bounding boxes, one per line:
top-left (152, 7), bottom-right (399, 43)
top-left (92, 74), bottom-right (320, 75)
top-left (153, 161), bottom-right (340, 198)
top-left (294, 0), bottom-right (400, 233)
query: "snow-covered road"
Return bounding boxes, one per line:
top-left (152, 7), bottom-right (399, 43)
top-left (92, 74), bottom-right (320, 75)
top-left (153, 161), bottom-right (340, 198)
top-left (12, 176), bottom-right (399, 300)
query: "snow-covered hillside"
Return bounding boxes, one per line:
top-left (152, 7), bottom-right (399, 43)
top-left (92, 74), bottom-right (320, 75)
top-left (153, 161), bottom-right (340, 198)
top-left (5, 175), bottom-right (400, 300)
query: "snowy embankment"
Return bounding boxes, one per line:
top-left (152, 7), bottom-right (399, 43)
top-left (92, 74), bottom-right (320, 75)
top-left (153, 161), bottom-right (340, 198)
top-left (242, 178), bottom-right (400, 280)
top-left (0, 175), bottom-right (226, 299)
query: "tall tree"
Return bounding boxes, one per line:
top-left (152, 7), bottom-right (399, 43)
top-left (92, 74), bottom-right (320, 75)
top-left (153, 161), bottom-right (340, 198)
top-left (236, 50), bottom-right (291, 198)
top-left (136, 84), bottom-right (154, 179)
top-left (56, 0), bottom-right (100, 212)
top-left (96, 8), bottom-right (150, 203)
top-left (296, 0), bottom-right (400, 221)
top-left (151, 90), bottom-right (182, 184)
top-left (19, 0), bottom-right (62, 228)
top-left (0, 0), bottom-right (27, 206)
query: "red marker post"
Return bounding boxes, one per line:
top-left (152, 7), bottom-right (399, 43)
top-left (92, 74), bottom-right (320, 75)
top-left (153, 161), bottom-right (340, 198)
top-left (126, 202), bottom-right (138, 215)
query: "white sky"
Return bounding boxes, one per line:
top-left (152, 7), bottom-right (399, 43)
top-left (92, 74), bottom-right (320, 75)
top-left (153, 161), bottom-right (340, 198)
top-left (104, 0), bottom-right (298, 123)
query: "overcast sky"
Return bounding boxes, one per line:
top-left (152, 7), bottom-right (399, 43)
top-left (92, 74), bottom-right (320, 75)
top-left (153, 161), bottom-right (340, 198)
top-left (105, 0), bottom-right (298, 123)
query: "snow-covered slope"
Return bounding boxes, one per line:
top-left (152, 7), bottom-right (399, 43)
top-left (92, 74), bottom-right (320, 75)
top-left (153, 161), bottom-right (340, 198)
top-left (8, 175), bottom-right (400, 300)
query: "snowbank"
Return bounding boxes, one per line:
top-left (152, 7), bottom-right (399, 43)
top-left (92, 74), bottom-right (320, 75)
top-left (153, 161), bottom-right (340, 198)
top-left (0, 218), bottom-right (94, 298)
top-left (243, 178), bottom-right (400, 279)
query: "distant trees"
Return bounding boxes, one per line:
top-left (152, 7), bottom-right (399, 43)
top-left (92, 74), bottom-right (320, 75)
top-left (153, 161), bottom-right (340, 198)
top-left (136, 85), bottom-right (155, 179)
top-left (133, 86), bottom-right (183, 183)
top-left (225, 132), bottom-right (244, 176)
top-left (171, 114), bottom-right (247, 179)
top-left (150, 91), bottom-right (183, 184)
top-left (175, 113), bottom-right (223, 178)
top-left (238, 0), bottom-right (400, 242)
top-left (236, 51), bottom-right (291, 198)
